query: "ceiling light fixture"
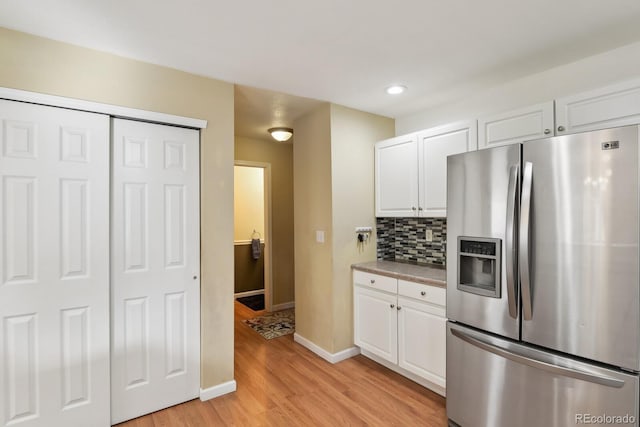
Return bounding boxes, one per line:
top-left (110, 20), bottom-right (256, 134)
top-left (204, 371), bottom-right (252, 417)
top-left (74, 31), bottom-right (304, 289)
top-left (386, 85), bottom-right (407, 95)
top-left (268, 127), bottom-right (293, 142)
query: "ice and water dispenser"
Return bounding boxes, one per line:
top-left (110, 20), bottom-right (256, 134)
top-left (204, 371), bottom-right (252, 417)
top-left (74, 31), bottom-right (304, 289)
top-left (457, 237), bottom-right (501, 298)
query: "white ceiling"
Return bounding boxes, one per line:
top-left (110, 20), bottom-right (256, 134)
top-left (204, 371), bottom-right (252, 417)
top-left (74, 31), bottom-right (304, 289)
top-left (3, 0), bottom-right (640, 139)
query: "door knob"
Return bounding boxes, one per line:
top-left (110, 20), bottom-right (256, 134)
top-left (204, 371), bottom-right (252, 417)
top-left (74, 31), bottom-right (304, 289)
top-left (193, 275), bottom-right (198, 280)
top-left (421, 291), bottom-right (426, 296)
top-left (390, 304), bottom-right (395, 309)
top-left (397, 306), bottom-right (402, 311)
top-left (543, 129), bottom-right (551, 135)
top-left (557, 126), bottom-right (565, 132)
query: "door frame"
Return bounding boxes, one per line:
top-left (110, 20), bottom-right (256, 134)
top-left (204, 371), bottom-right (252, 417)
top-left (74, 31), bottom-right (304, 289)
top-left (234, 160), bottom-right (273, 311)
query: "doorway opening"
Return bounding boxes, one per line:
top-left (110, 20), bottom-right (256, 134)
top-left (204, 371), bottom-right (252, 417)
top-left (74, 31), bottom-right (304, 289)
top-left (233, 162), bottom-right (272, 312)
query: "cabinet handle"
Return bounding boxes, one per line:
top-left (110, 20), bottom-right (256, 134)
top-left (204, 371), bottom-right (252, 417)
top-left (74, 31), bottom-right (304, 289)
top-left (557, 125), bottom-right (565, 132)
top-left (421, 291), bottom-right (426, 296)
top-left (390, 304), bottom-right (395, 309)
top-left (543, 129), bottom-right (551, 135)
top-left (397, 306), bottom-right (402, 311)
top-left (370, 279), bottom-right (375, 284)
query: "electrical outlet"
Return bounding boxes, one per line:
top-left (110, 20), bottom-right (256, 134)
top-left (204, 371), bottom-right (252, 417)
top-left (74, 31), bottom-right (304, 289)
top-left (425, 229), bottom-right (433, 242)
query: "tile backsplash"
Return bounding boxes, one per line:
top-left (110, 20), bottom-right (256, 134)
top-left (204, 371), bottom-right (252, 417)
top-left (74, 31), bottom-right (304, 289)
top-left (376, 217), bottom-right (447, 266)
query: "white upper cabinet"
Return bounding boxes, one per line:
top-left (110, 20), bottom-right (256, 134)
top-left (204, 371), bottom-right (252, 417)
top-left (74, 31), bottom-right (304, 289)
top-left (375, 134), bottom-right (419, 217)
top-left (555, 77), bottom-right (640, 135)
top-left (375, 121), bottom-right (477, 217)
top-left (478, 101), bottom-right (554, 149)
top-left (478, 78), bottom-right (640, 149)
top-left (418, 120), bottom-right (477, 217)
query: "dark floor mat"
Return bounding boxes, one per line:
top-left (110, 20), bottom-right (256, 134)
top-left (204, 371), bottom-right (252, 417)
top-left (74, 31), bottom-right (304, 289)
top-left (237, 294), bottom-right (265, 311)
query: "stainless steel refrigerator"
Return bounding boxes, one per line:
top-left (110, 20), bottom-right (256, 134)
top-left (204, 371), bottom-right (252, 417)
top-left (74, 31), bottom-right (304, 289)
top-left (446, 125), bottom-right (640, 427)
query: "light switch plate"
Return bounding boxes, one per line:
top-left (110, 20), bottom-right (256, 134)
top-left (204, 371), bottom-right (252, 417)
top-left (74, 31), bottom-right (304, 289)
top-left (425, 229), bottom-right (433, 242)
top-left (316, 230), bottom-right (325, 243)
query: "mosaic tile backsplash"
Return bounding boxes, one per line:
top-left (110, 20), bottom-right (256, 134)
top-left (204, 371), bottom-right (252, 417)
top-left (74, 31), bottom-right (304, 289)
top-left (376, 217), bottom-right (447, 266)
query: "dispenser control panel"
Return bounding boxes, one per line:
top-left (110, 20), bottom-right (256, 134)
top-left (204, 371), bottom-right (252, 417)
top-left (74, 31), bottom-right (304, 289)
top-left (457, 237), bottom-right (501, 298)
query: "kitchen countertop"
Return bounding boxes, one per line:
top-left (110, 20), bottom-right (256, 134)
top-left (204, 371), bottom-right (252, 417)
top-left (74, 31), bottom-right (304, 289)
top-left (351, 260), bottom-right (446, 288)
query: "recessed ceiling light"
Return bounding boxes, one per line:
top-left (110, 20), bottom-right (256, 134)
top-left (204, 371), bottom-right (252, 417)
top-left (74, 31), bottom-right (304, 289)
top-left (386, 85), bottom-right (407, 95)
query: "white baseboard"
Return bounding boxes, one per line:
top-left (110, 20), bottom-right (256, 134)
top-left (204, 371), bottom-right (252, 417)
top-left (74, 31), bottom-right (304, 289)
top-left (234, 289), bottom-right (264, 299)
top-left (293, 333), bottom-right (360, 364)
top-left (360, 349), bottom-right (446, 397)
top-left (199, 380), bottom-right (237, 401)
top-left (271, 301), bottom-right (295, 311)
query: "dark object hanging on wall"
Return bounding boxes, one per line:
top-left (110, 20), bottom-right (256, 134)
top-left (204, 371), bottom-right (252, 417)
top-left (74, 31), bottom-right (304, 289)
top-left (251, 230), bottom-right (262, 260)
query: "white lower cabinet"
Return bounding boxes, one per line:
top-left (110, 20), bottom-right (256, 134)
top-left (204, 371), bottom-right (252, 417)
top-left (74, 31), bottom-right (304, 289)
top-left (354, 285), bottom-right (398, 363)
top-left (398, 296), bottom-right (446, 388)
top-left (353, 270), bottom-right (446, 395)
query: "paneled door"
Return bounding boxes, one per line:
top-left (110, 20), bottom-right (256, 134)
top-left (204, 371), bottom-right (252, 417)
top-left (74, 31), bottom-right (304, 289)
top-left (110, 119), bottom-right (200, 424)
top-left (0, 100), bottom-right (110, 426)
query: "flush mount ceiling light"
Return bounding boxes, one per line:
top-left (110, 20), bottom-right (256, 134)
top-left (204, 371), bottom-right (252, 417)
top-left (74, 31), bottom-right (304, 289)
top-left (268, 127), bottom-right (293, 142)
top-left (386, 85), bottom-right (407, 95)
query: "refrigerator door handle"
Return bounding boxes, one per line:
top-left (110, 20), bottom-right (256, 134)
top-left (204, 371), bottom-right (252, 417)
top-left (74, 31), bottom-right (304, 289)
top-left (450, 328), bottom-right (625, 389)
top-left (505, 164), bottom-right (519, 319)
top-left (520, 161), bottom-right (533, 320)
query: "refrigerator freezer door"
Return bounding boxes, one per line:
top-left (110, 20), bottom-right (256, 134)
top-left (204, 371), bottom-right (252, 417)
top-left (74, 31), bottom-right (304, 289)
top-left (447, 145), bottom-right (520, 339)
top-left (447, 322), bottom-right (639, 427)
top-left (521, 125), bottom-right (640, 371)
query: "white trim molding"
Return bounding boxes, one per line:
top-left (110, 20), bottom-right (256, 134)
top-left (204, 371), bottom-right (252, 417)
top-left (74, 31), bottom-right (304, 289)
top-left (200, 380), bottom-right (237, 401)
top-left (271, 301), bottom-right (295, 311)
top-left (293, 333), bottom-right (360, 364)
top-left (234, 289), bottom-right (265, 299)
top-left (0, 87), bottom-right (208, 129)
top-left (234, 239), bottom-right (265, 245)
top-left (360, 349), bottom-right (446, 397)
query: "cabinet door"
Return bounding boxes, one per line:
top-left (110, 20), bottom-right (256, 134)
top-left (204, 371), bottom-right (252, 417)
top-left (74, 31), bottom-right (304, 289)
top-left (354, 285), bottom-right (398, 364)
top-left (375, 134), bottom-right (418, 217)
top-left (397, 296), bottom-right (446, 387)
top-left (556, 77), bottom-right (640, 134)
top-left (418, 120), bottom-right (477, 217)
top-left (478, 101), bottom-right (554, 149)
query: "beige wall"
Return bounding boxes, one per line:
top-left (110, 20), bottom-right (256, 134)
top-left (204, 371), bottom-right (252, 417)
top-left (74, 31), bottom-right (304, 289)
top-left (329, 105), bottom-right (394, 351)
top-left (0, 28), bottom-right (235, 389)
top-left (234, 166), bottom-right (265, 242)
top-left (235, 136), bottom-right (294, 305)
top-left (293, 104), bottom-right (334, 350)
top-left (293, 103), bottom-right (393, 353)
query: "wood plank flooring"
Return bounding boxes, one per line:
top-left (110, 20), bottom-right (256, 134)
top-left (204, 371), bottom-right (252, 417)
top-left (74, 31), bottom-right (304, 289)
top-left (117, 301), bottom-right (447, 426)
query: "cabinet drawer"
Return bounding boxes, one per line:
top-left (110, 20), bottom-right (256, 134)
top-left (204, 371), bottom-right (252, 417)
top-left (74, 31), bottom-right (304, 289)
top-left (398, 279), bottom-right (445, 307)
top-left (353, 270), bottom-right (397, 294)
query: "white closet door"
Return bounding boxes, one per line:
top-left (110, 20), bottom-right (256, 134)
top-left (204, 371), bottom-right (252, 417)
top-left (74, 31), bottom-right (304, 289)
top-left (111, 118), bottom-right (200, 424)
top-left (0, 100), bottom-right (110, 426)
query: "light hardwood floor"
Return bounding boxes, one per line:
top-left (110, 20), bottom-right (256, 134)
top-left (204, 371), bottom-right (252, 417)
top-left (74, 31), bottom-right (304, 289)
top-left (117, 301), bottom-right (447, 426)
